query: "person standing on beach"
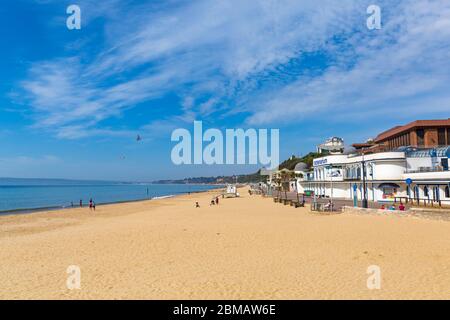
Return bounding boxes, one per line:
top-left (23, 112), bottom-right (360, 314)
top-left (93, 202), bottom-right (96, 211)
top-left (89, 198), bottom-right (93, 210)
top-left (215, 197), bottom-right (219, 205)
top-left (80, 199), bottom-right (83, 207)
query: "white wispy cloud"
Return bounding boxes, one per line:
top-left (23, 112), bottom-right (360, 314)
top-left (246, 0), bottom-right (450, 125)
top-left (18, 0), bottom-right (450, 139)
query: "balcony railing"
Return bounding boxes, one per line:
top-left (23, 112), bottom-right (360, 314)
top-left (406, 166), bottom-right (448, 174)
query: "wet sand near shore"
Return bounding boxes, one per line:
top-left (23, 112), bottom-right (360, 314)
top-left (1, 187), bottom-right (450, 299)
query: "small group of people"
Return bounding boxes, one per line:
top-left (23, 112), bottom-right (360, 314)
top-left (77, 198), bottom-right (96, 211)
top-left (380, 202), bottom-right (406, 211)
top-left (210, 197), bottom-right (219, 206)
top-left (89, 198), bottom-right (96, 211)
top-left (195, 196), bottom-right (220, 208)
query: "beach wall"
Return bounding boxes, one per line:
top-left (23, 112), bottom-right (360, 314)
top-left (342, 206), bottom-right (450, 221)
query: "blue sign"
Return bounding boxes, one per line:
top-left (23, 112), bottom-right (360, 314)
top-left (405, 178), bottom-right (413, 185)
top-left (353, 184), bottom-right (358, 192)
top-left (313, 158), bottom-right (328, 167)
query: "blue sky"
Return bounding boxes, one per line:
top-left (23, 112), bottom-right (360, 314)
top-left (1, 0), bottom-right (450, 181)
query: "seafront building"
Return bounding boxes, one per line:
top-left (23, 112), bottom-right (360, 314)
top-left (352, 119), bottom-right (450, 152)
top-left (292, 119), bottom-right (450, 206)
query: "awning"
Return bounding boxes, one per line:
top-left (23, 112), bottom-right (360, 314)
top-left (378, 183), bottom-right (400, 189)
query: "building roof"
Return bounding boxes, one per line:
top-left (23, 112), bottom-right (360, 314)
top-left (374, 119), bottom-right (450, 142)
top-left (294, 162), bottom-right (308, 172)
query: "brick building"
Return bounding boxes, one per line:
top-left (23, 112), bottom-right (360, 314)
top-left (353, 119), bottom-right (450, 152)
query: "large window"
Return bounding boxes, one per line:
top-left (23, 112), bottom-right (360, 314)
top-left (417, 129), bottom-right (425, 147)
top-left (446, 186), bottom-right (450, 198)
top-left (438, 128), bottom-right (446, 146)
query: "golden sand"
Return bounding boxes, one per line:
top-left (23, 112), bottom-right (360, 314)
top-left (1, 187), bottom-right (450, 299)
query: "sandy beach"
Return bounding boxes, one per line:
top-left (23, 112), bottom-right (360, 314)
top-left (1, 187), bottom-right (450, 300)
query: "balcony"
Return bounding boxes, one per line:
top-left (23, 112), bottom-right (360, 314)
top-left (406, 166), bottom-right (448, 174)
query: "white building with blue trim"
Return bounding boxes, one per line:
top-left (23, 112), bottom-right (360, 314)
top-left (295, 147), bottom-right (450, 206)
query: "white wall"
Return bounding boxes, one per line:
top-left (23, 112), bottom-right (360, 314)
top-left (372, 161), bottom-right (405, 180)
top-left (403, 171), bottom-right (450, 180)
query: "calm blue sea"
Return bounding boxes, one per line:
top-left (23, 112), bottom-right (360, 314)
top-left (0, 179), bottom-right (221, 214)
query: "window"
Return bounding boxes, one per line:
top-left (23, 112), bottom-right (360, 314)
top-left (445, 186), bottom-right (450, 198)
top-left (382, 186), bottom-right (397, 198)
top-left (442, 158), bottom-right (449, 171)
top-left (368, 163), bottom-right (374, 177)
top-left (417, 129), bottom-right (425, 147)
top-left (438, 128), bottom-right (446, 146)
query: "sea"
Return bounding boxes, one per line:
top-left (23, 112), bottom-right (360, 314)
top-left (0, 178), bottom-right (222, 215)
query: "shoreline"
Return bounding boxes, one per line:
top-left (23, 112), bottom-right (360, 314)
top-left (0, 186), bottom-right (224, 217)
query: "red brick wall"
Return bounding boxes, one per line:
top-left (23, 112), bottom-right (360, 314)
top-left (425, 129), bottom-right (438, 147)
top-left (410, 130), bottom-right (417, 146)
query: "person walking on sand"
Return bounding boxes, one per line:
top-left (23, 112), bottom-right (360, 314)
top-left (93, 202), bottom-right (96, 211)
top-left (79, 199), bottom-right (83, 207)
top-left (195, 202), bottom-right (200, 208)
top-left (215, 197), bottom-right (219, 205)
top-left (89, 198), bottom-right (93, 210)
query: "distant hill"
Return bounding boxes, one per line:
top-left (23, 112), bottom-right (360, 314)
top-left (153, 170), bottom-right (266, 184)
top-left (154, 152), bottom-right (323, 184)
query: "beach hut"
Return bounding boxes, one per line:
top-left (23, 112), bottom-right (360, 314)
top-left (224, 184), bottom-right (239, 198)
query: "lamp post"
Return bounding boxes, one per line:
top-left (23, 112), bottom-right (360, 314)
top-left (328, 165), bottom-right (334, 208)
top-left (361, 152), bottom-right (368, 208)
